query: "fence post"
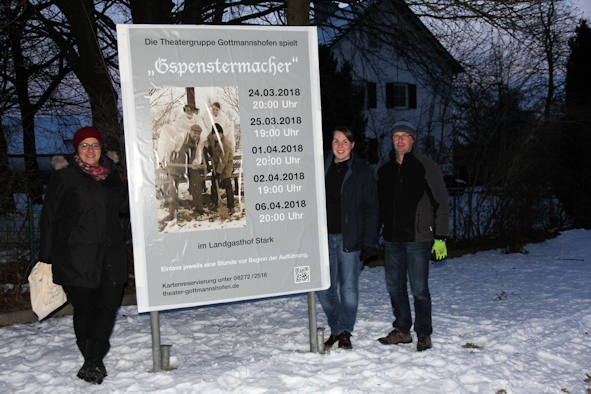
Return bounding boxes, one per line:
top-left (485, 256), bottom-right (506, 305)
top-left (28, 195), bottom-right (35, 267)
top-left (453, 188), bottom-right (457, 241)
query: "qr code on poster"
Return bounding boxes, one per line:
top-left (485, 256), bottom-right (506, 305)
top-left (294, 266), bottom-right (310, 283)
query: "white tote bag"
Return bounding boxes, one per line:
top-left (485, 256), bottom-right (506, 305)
top-left (28, 262), bottom-right (68, 320)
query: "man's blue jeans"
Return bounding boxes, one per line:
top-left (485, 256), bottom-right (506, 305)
top-left (318, 233), bottom-right (363, 335)
top-left (384, 241), bottom-right (432, 337)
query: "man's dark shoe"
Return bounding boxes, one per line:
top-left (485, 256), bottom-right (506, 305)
top-left (324, 334), bottom-right (340, 349)
top-left (378, 328), bottom-right (412, 345)
top-left (417, 337), bottom-right (432, 351)
top-left (338, 331), bottom-right (352, 350)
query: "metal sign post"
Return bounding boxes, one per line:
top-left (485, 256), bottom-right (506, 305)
top-left (307, 291), bottom-right (319, 353)
top-left (150, 311), bottom-right (162, 372)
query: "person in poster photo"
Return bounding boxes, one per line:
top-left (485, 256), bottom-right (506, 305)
top-left (205, 123), bottom-right (235, 213)
top-left (157, 104), bottom-right (205, 219)
top-left (203, 102), bottom-right (235, 153)
top-left (156, 104), bottom-right (199, 166)
top-left (168, 123), bottom-right (206, 217)
top-left (319, 127), bottom-right (379, 350)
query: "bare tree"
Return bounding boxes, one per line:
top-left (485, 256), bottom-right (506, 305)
top-left (2, 0), bottom-right (73, 202)
top-left (510, 0), bottom-right (574, 121)
top-left (448, 3), bottom-right (577, 247)
top-left (44, 0), bottom-right (122, 154)
top-left (218, 86), bottom-right (239, 119)
top-left (0, 4), bottom-right (19, 212)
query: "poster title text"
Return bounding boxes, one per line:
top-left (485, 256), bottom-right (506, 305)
top-left (150, 56), bottom-right (298, 77)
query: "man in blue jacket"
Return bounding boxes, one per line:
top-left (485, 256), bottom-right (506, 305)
top-left (377, 121), bottom-right (449, 351)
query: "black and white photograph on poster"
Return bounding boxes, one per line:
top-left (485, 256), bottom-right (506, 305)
top-left (150, 86), bottom-right (245, 233)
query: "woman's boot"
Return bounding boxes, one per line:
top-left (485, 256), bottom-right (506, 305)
top-left (77, 340), bottom-right (103, 384)
top-left (94, 340), bottom-right (110, 378)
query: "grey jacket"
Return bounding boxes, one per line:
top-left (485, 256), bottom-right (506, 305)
top-left (377, 148), bottom-right (449, 242)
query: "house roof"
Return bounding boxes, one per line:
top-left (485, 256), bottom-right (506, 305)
top-left (314, 0), bottom-right (463, 74)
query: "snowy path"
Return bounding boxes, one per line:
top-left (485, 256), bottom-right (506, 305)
top-left (1, 229), bottom-right (590, 393)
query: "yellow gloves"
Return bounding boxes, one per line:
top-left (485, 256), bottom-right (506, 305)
top-left (431, 239), bottom-right (447, 261)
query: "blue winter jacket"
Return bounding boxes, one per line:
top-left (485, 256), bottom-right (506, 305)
top-left (324, 151), bottom-right (379, 252)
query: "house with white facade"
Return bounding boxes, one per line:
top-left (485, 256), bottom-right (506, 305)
top-left (315, 0), bottom-right (462, 170)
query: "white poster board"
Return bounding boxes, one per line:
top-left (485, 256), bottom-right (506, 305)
top-left (117, 25), bottom-right (329, 313)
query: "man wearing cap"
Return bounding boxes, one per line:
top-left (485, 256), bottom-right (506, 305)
top-left (376, 121), bottom-right (449, 351)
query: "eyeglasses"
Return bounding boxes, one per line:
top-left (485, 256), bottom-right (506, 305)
top-left (393, 134), bottom-right (412, 141)
top-left (79, 143), bottom-right (102, 150)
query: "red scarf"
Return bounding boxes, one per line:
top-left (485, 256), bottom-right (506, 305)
top-left (73, 154), bottom-right (110, 181)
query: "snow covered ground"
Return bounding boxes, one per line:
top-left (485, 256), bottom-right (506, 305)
top-left (1, 229), bottom-right (590, 393)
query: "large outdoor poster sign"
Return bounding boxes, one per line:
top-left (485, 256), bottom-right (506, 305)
top-left (117, 25), bottom-right (329, 313)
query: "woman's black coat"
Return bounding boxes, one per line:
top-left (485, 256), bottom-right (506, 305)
top-left (39, 152), bottom-right (129, 288)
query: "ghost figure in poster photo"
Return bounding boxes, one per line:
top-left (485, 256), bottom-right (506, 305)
top-left (157, 103), bottom-right (204, 167)
top-left (202, 102), bottom-right (235, 154)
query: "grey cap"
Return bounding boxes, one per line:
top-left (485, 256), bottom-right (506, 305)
top-left (392, 121), bottom-right (416, 139)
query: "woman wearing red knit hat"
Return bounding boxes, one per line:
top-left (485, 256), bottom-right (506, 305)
top-left (39, 126), bottom-right (128, 384)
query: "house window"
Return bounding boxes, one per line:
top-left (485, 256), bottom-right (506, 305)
top-left (386, 83), bottom-right (406, 108)
top-left (408, 84), bottom-right (417, 109)
top-left (352, 81), bottom-right (366, 108)
top-left (367, 82), bottom-right (377, 108)
top-left (386, 83), bottom-right (417, 109)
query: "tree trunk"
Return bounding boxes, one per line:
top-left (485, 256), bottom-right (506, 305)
top-left (53, 0), bottom-right (122, 154)
top-left (0, 120), bottom-right (16, 212)
top-left (130, 0), bottom-right (174, 24)
top-left (8, 4), bottom-right (43, 203)
top-left (287, 0), bottom-right (310, 26)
